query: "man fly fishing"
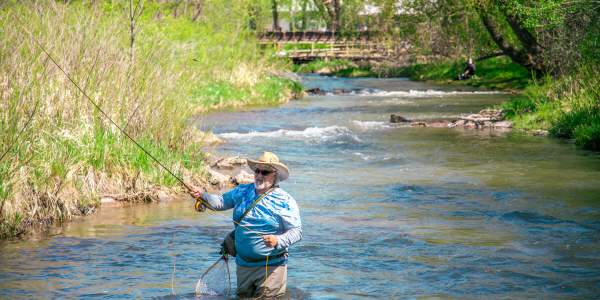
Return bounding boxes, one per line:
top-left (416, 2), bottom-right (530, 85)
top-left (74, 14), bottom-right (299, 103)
top-left (190, 152), bottom-right (302, 298)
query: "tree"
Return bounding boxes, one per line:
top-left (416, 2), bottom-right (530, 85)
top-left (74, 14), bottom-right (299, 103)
top-left (476, 1), bottom-right (547, 74)
top-left (315, 0), bottom-right (341, 31)
top-left (476, 0), bottom-right (600, 75)
top-left (271, 0), bottom-right (281, 31)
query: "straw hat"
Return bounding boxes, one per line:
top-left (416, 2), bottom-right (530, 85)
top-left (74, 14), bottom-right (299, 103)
top-left (247, 152), bottom-right (289, 181)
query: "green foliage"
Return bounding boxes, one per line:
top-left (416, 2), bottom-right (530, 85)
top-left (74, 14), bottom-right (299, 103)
top-left (398, 57), bottom-right (532, 89)
top-left (303, 57), bottom-right (532, 89)
top-left (0, 213), bottom-right (24, 240)
top-left (574, 122), bottom-right (600, 151)
top-left (293, 59), bottom-right (357, 73)
top-left (501, 65), bottom-right (600, 151)
top-left (191, 76), bottom-right (298, 110)
top-left (551, 109), bottom-right (595, 138)
top-left (283, 43), bottom-right (331, 51)
top-left (501, 96), bottom-right (537, 118)
top-left (0, 1), bottom-right (299, 238)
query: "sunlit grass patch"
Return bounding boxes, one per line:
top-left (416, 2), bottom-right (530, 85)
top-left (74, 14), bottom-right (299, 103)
top-left (0, 1), bottom-right (298, 238)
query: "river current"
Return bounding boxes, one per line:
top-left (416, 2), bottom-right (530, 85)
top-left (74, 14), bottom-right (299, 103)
top-left (1, 75), bottom-right (600, 299)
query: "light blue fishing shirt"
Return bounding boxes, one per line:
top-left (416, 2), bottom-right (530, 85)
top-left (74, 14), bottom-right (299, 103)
top-left (202, 183), bottom-right (302, 267)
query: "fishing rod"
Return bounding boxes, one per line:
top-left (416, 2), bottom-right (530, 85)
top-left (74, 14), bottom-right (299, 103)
top-left (19, 17), bottom-right (277, 297)
top-left (17, 17), bottom-right (214, 210)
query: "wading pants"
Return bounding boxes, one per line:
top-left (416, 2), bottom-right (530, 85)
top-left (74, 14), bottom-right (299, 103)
top-left (236, 264), bottom-right (287, 298)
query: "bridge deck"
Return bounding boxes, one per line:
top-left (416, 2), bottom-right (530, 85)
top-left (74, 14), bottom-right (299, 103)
top-left (259, 31), bottom-right (409, 61)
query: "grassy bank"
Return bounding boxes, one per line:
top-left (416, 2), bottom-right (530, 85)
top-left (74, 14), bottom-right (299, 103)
top-left (0, 1), bottom-right (299, 239)
top-left (501, 67), bottom-right (600, 151)
top-left (398, 60), bottom-right (600, 150)
top-left (294, 57), bottom-right (532, 90)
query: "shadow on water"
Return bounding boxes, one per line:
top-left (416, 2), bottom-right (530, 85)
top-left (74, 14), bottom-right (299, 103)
top-left (152, 287), bottom-right (309, 300)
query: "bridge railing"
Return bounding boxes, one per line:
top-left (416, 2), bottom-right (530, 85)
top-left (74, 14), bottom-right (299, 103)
top-left (258, 31), bottom-right (409, 61)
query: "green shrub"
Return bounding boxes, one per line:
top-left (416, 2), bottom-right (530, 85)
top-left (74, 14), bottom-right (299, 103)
top-left (502, 96), bottom-right (538, 118)
top-left (293, 59), bottom-right (356, 73)
top-left (551, 109), bottom-right (600, 138)
top-left (574, 122), bottom-right (600, 151)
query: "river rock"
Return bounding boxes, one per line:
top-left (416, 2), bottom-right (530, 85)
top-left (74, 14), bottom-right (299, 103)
top-left (231, 170), bottom-right (254, 186)
top-left (332, 88), bottom-right (354, 95)
top-left (447, 119), bottom-right (466, 128)
top-left (197, 131), bottom-right (224, 146)
top-left (531, 129), bottom-right (549, 136)
top-left (493, 121), bottom-right (513, 129)
top-left (212, 156), bottom-right (247, 170)
top-left (390, 114), bottom-right (411, 123)
top-left (428, 120), bottom-right (451, 128)
top-left (101, 197), bottom-right (116, 204)
top-left (315, 67), bottom-right (331, 74)
top-left (306, 88), bottom-right (326, 95)
top-left (410, 122), bottom-right (427, 127)
top-left (207, 169), bottom-right (231, 188)
top-left (446, 108), bottom-right (512, 130)
top-left (479, 108), bottom-right (505, 120)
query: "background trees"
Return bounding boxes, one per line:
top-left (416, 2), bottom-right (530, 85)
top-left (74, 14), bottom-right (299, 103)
top-left (259, 0), bottom-right (598, 75)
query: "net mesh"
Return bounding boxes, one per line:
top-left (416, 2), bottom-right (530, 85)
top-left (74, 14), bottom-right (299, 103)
top-left (195, 256), bottom-right (232, 297)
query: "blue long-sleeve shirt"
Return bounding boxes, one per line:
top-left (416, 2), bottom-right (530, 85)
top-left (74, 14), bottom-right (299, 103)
top-left (202, 183), bottom-right (302, 267)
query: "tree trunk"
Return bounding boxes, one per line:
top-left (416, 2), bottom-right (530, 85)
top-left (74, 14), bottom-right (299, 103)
top-left (496, 4), bottom-right (543, 54)
top-left (478, 10), bottom-right (546, 74)
top-left (272, 0), bottom-right (280, 31)
top-left (300, 0), bottom-right (308, 30)
top-left (319, 0), bottom-right (340, 31)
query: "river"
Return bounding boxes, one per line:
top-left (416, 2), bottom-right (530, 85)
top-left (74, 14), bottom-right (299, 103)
top-left (1, 75), bottom-right (600, 298)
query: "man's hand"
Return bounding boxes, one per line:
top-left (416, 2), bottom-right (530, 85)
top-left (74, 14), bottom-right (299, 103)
top-left (189, 185), bottom-right (205, 199)
top-left (189, 186), bottom-right (207, 212)
top-left (262, 235), bottom-right (278, 248)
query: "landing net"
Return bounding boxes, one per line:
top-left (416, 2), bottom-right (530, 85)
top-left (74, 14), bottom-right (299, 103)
top-left (195, 256), bottom-right (232, 297)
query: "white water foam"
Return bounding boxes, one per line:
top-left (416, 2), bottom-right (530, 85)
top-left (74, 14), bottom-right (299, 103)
top-left (366, 89), bottom-right (504, 98)
top-left (351, 120), bottom-right (391, 130)
top-left (218, 126), bottom-right (362, 144)
top-left (352, 152), bottom-right (374, 161)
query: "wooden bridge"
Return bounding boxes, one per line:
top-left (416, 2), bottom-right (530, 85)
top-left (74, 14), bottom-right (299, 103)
top-left (258, 31), bottom-right (410, 62)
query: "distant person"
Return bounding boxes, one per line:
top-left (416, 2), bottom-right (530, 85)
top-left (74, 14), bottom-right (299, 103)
top-left (459, 57), bottom-right (476, 80)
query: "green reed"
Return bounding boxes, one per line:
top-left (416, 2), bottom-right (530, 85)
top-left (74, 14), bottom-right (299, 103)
top-left (0, 0), bottom-right (297, 239)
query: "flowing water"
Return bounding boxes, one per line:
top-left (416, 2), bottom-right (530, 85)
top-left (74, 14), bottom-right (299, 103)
top-left (2, 75), bottom-right (600, 299)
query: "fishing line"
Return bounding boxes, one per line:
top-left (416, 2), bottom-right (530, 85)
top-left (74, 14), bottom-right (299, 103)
top-left (14, 15), bottom-right (215, 210)
top-left (0, 99), bottom-right (39, 163)
top-left (17, 14), bottom-right (274, 297)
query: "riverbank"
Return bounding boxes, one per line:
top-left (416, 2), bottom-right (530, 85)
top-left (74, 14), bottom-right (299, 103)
top-left (296, 57), bottom-right (600, 151)
top-left (294, 57), bottom-right (531, 91)
top-left (0, 2), bottom-right (301, 239)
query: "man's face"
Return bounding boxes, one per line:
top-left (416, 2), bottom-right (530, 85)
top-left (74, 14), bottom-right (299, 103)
top-left (254, 167), bottom-right (277, 191)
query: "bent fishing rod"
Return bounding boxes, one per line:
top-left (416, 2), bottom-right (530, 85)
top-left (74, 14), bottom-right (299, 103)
top-left (18, 19), bottom-right (214, 210)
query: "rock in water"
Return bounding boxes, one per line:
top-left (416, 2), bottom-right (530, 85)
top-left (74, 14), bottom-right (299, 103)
top-left (390, 114), bottom-right (411, 123)
top-left (493, 121), bottom-right (513, 129)
top-left (410, 122), bottom-right (428, 127)
top-left (305, 88), bottom-right (325, 95)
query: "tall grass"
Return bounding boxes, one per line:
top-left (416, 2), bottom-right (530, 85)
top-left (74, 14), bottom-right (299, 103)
top-left (502, 66), bottom-right (600, 151)
top-left (0, 1), bottom-right (298, 238)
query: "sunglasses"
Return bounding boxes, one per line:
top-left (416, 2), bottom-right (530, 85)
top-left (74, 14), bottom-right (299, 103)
top-left (254, 169), bottom-right (274, 176)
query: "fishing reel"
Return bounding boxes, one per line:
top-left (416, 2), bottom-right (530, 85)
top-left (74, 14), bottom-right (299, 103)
top-left (194, 198), bottom-right (207, 212)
